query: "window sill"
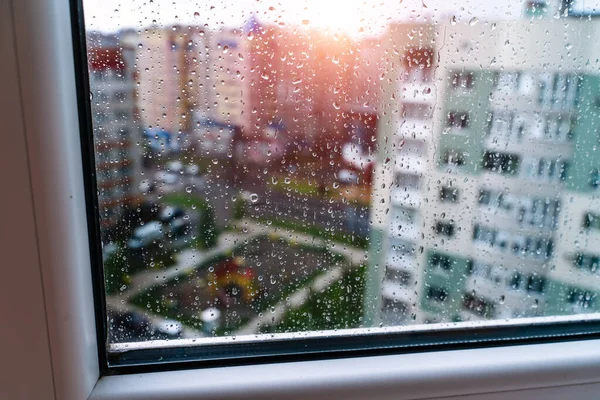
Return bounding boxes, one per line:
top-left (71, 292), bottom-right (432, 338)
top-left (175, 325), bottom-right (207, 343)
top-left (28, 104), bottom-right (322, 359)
top-left (90, 339), bottom-right (600, 400)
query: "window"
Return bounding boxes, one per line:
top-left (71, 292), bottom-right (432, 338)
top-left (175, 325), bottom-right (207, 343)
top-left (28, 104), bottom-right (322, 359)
top-left (55, 0), bottom-right (600, 380)
top-left (427, 286), bottom-right (448, 303)
top-left (434, 220), bottom-right (455, 238)
top-left (439, 186), bottom-right (458, 203)
top-left (591, 168), bottom-right (600, 189)
top-left (583, 212), bottom-right (600, 231)
top-left (451, 71), bottom-right (474, 90)
top-left (473, 224), bottom-right (553, 260)
top-left (479, 189), bottom-right (559, 230)
top-left (462, 293), bottom-right (496, 318)
top-left (429, 253), bottom-right (453, 273)
top-left (527, 157), bottom-right (568, 183)
top-left (447, 111), bottom-right (469, 129)
top-left (441, 148), bottom-right (465, 167)
top-left (482, 151), bottom-right (521, 175)
top-left (14, 0), bottom-right (600, 398)
top-left (567, 288), bottom-right (597, 309)
top-left (574, 253), bottom-right (600, 273)
top-left (385, 268), bottom-right (412, 286)
top-left (527, 275), bottom-right (546, 294)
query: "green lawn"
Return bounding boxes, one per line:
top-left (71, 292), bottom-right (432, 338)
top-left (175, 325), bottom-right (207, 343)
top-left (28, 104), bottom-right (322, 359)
top-left (104, 245), bottom-right (176, 295)
top-left (268, 178), bottom-right (323, 197)
top-left (262, 264), bottom-right (367, 333)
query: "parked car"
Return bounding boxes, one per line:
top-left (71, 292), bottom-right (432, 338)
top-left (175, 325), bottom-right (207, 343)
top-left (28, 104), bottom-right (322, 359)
top-left (108, 310), bottom-right (153, 342)
top-left (127, 221), bottom-right (163, 249)
top-left (185, 163), bottom-right (200, 176)
top-left (138, 178), bottom-right (155, 193)
top-left (155, 170), bottom-right (178, 185)
top-left (101, 243), bottom-right (117, 261)
top-left (158, 206), bottom-right (185, 223)
top-left (151, 319), bottom-right (183, 340)
top-left (166, 160), bottom-right (184, 173)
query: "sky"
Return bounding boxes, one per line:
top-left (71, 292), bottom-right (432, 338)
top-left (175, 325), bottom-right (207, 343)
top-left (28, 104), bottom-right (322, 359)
top-left (83, 0), bottom-right (529, 38)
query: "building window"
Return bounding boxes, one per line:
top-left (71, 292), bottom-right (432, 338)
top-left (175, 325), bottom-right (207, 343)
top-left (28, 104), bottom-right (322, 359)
top-left (384, 268), bottom-right (412, 286)
top-left (590, 168), bottom-right (600, 189)
top-left (482, 151), bottom-right (521, 175)
top-left (583, 212), bottom-right (600, 231)
top-left (430, 253), bottom-right (453, 272)
top-left (567, 288), bottom-right (596, 309)
top-left (427, 286), bottom-right (448, 303)
top-left (381, 298), bottom-right (410, 325)
top-left (451, 71), bottom-right (474, 89)
top-left (447, 111), bottom-right (469, 129)
top-left (442, 149), bottom-right (466, 167)
top-left (526, 275), bottom-right (546, 294)
top-left (439, 186), bottom-right (459, 203)
top-left (435, 221), bottom-right (455, 238)
top-left (526, 157), bottom-right (568, 183)
top-left (462, 293), bottom-right (496, 318)
top-left (574, 253), bottom-right (600, 273)
top-left (509, 272), bottom-right (522, 290)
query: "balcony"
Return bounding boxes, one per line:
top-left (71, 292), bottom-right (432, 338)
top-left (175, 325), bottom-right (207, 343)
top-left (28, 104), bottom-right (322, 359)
top-left (388, 219), bottom-right (420, 241)
top-left (386, 252), bottom-right (418, 272)
top-left (400, 82), bottom-right (435, 103)
top-left (398, 119), bottom-right (433, 140)
top-left (391, 187), bottom-right (421, 208)
top-left (381, 280), bottom-right (417, 304)
top-left (395, 153), bottom-right (425, 174)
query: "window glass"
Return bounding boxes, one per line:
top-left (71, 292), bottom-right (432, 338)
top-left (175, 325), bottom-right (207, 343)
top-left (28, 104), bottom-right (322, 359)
top-left (81, 0), bottom-right (600, 361)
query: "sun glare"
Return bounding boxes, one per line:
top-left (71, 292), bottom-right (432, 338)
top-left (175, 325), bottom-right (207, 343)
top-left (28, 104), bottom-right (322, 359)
top-left (302, 0), bottom-right (366, 34)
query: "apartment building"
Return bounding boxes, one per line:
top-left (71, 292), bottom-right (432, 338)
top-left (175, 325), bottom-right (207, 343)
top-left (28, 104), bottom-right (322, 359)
top-left (365, 18), bottom-right (600, 326)
top-left (128, 26), bottom-right (201, 152)
top-left (88, 43), bottom-right (142, 230)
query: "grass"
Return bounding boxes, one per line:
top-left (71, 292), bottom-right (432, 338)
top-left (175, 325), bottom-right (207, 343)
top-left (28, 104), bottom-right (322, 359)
top-left (104, 245), bottom-right (176, 295)
top-left (268, 178), bottom-right (323, 197)
top-left (162, 193), bottom-right (218, 249)
top-left (254, 217), bottom-right (369, 250)
top-left (128, 252), bottom-right (230, 332)
top-left (262, 264), bottom-right (367, 333)
top-left (163, 193), bottom-right (206, 211)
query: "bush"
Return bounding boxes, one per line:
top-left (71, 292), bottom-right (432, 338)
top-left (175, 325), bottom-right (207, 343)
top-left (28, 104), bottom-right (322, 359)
top-left (198, 202), bottom-right (218, 249)
top-left (233, 197), bottom-right (247, 220)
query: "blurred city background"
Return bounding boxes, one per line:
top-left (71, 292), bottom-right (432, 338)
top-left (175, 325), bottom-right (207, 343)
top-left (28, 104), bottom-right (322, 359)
top-left (84, 0), bottom-right (600, 342)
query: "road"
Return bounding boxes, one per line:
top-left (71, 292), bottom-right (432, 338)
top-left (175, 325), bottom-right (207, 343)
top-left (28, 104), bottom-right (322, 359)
top-left (140, 165), bottom-right (369, 239)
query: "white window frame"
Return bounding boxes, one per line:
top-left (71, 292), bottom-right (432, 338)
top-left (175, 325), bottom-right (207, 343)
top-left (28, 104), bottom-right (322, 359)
top-left (5, 1), bottom-right (600, 399)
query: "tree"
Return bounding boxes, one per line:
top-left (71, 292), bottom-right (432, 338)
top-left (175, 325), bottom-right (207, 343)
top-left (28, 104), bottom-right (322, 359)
top-left (198, 201), bottom-right (218, 249)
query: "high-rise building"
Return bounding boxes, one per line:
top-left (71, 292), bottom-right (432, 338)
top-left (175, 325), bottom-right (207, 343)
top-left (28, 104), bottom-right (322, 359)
top-left (365, 18), bottom-right (600, 326)
top-left (130, 26), bottom-right (202, 152)
top-left (87, 41), bottom-right (143, 231)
